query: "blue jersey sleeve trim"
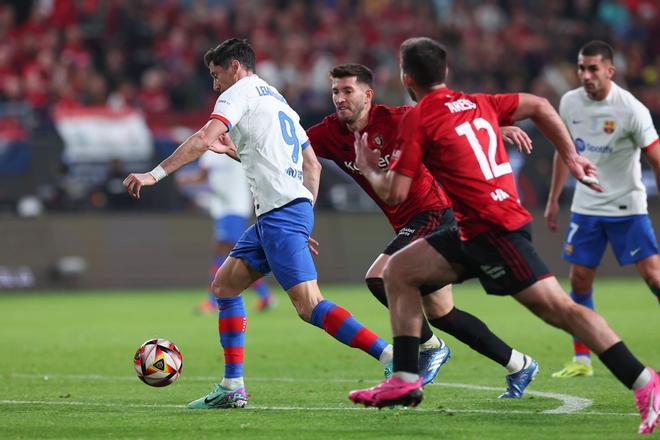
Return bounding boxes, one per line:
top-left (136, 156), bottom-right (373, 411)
top-left (301, 140), bottom-right (310, 149)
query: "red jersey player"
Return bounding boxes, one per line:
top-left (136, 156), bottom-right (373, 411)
top-left (308, 63), bottom-right (537, 396)
top-left (348, 38), bottom-right (658, 436)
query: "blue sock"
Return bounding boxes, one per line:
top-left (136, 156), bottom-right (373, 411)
top-left (253, 279), bottom-right (270, 299)
top-left (570, 289), bottom-right (594, 358)
top-left (570, 289), bottom-right (594, 309)
top-left (650, 286), bottom-right (660, 302)
top-left (310, 299), bottom-right (388, 360)
top-left (216, 297), bottom-right (246, 378)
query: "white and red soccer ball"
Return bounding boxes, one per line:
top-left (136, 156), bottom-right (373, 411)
top-left (133, 338), bottom-right (183, 387)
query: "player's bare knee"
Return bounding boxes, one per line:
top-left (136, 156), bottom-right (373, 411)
top-left (288, 287), bottom-right (322, 322)
top-left (365, 265), bottom-right (382, 281)
top-left (525, 292), bottom-right (572, 328)
top-left (383, 255), bottom-right (415, 285)
top-left (212, 287), bottom-right (231, 298)
top-left (569, 275), bottom-right (592, 295)
top-left (296, 307), bottom-right (310, 322)
top-left (568, 266), bottom-right (595, 294)
top-left (291, 298), bottom-right (314, 322)
top-left (382, 259), bottom-right (400, 283)
top-left (211, 282), bottom-right (234, 298)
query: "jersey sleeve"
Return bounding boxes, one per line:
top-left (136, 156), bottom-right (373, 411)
top-left (484, 93), bottom-right (520, 126)
top-left (628, 99), bottom-right (659, 150)
top-left (306, 122), bottom-right (329, 158)
top-left (210, 86), bottom-right (248, 130)
top-left (389, 109), bottom-right (423, 178)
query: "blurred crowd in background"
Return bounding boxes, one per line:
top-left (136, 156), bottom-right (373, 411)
top-left (0, 0), bottom-right (659, 214)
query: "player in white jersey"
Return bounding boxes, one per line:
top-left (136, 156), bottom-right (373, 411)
top-left (123, 38), bottom-right (394, 409)
top-left (176, 151), bottom-right (274, 313)
top-left (545, 40), bottom-right (660, 380)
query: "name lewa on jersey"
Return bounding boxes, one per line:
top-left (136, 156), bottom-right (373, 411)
top-left (344, 154), bottom-right (391, 174)
top-left (255, 85), bottom-right (287, 103)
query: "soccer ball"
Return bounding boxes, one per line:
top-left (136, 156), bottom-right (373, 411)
top-left (133, 338), bottom-right (183, 387)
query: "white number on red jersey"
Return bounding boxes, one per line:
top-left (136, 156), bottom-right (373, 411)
top-left (455, 118), bottom-right (512, 180)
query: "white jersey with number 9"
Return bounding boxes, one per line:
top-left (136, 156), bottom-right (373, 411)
top-left (210, 75), bottom-right (313, 216)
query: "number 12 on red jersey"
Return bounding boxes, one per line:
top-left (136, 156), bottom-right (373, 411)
top-left (455, 118), bottom-right (512, 180)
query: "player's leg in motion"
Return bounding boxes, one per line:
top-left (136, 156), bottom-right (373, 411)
top-left (553, 213), bottom-right (604, 378)
top-left (350, 238), bottom-right (456, 407)
top-left (424, 297), bottom-right (537, 398)
top-left (263, 200), bottom-right (393, 370)
top-left (188, 245), bottom-right (263, 408)
top-left (516, 277), bottom-right (659, 434)
top-left (289, 280), bottom-right (392, 368)
top-left (219, 214), bottom-right (275, 313)
top-left (391, 238), bottom-right (538, 399)
top-left (552, 263), bottom-right (596, 378)
top-left (366, 255), bottom-right (449, 385)
top-left (349, 235), bottom-right (538, 407)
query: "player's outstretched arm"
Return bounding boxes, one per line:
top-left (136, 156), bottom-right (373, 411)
top-left (353, 132), bottom-right (412, 205)
top-left (544, 152), bottom-right (570, 232)
top-left (302, 145), bottom-right (322, 205)
top-left (123, 119), bottom-right (228, 199)
top-left (512, 93), bottom-right (602, 192)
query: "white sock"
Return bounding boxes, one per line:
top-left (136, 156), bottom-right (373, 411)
top-left (379, 344), bottom-right (393, 366)
top-left (221, 377), bottom-right (244, 390)
top-left (420, 335), bottom-right (442, 351)
top-left (572, 355), bottom-right (592, 367)
top-left (632, 368), bottom-right (652, 391)
top-left (393, 371), bottom-right (420, 383)
top-left (505, 350), bottom-right (527, 374)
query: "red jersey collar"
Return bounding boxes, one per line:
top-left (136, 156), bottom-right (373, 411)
top-left (418, 86), bottom-right (453, 105)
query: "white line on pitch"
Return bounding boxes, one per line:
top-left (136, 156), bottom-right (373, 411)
top-left (7, 373), bottom-right (595, 415)
top-left (0, 399), bottom-right (636, 417)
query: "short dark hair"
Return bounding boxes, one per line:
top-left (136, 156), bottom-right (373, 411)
top-left (330, 64), bottom-right (374, 87)
top-left (204, 38), bottom-right (256, 72)
top-left (399, 37), bottom-right (447, 88)
top-left (579, 40), bottom-right (614, 62)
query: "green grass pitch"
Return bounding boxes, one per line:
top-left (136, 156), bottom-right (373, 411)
top-left (1, 279), bottom-right (657, 439)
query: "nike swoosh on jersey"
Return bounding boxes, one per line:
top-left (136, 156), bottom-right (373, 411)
top-left (630, 248), bottom-right (641, 256)
top-left (572, 120), bottom-right (583, 124)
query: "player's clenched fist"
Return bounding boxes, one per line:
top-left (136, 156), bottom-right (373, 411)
top-left (123, 172), bottom-right (156, 199)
